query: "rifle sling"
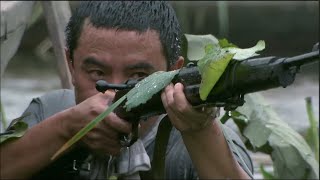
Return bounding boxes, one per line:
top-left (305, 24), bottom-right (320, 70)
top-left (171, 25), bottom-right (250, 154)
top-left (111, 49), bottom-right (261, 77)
top-left (140, 115), bottom-right (172, 179)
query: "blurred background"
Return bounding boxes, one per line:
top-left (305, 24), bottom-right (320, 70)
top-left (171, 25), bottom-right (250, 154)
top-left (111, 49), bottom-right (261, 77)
top-left (1, 1), bottom-right (319, 178)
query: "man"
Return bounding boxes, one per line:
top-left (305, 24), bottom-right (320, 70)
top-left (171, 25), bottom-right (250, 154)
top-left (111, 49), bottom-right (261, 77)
top-left (0, 1), bottom-right (253, 179)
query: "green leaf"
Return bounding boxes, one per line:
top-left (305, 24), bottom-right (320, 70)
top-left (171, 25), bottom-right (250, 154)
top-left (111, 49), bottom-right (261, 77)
top-left (183, 34), bottom-right (219, 61)
top-left (260, 164), bottom-right (275, 179)
top-left (197, 44), bottom-right (234, 100)
top-left (51, 95), bottom-right (127, 160)
top-left (0, 120), bottom-right (28, 144)
top-left (236, 93), bottom-right (319, 179)
top-left (125, 70), bottom-right (180, 111)
top-left (1, 100), bottom-right (7, 130)
top-left (184, 35), bottom-right (266, 101)
top-left (305, 97), bottom-right (319, 162)
top-left (225, 40), bottom-right (265, 60)
top-left (108, 175), bottom-right (118, 180)
top-left (219, 38), bottom-right (238, 48)
top-left (221, 111), bottom-right (249, 137)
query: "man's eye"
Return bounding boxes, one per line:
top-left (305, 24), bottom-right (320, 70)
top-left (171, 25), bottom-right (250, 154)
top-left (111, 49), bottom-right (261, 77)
top-left (88, 70), bottom-right (105, 81)
top-left (130, 72), bottom-right (148, 79)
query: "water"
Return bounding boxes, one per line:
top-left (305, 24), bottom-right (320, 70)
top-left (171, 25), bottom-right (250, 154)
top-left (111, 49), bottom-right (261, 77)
top-left (1, 71), bottom-right (61, 129)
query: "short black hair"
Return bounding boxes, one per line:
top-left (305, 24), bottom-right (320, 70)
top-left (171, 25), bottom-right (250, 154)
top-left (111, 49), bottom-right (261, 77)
top-left (65, 1), bottom-right (182, 67)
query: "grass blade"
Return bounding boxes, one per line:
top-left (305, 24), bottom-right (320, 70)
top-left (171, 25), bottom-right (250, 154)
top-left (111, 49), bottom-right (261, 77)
top-left (305, 97), bottom-right (319, 162)
top-left (1, 100), bottom-right (7, 131)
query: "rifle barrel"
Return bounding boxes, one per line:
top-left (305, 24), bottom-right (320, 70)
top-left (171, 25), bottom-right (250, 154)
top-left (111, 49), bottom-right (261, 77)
top-left (283, 51), bottom-right (319, 68)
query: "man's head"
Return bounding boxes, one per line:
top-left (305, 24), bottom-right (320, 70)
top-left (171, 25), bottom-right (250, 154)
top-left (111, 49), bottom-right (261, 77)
top-left (65, 1), bottom-right (182, 67)
top-left (64, 1), bottom-right (184, 103)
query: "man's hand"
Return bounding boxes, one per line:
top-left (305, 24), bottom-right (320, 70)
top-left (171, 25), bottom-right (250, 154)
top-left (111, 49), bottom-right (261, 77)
top-left (161, 83), bottom-right (250, 179)
top-left (64, 91), bottom-right (132, 155)
top-left (161, 83), bottom-right (218, 133)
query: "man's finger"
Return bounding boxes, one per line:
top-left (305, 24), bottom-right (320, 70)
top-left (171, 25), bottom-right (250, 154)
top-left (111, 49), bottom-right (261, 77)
top-left (173, 83), bottom-right (191, 112)
top-left (103, 113), bottom-right (132, 134)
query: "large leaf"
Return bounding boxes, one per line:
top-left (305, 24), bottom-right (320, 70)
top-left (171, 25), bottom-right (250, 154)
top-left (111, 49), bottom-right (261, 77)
top-left (0, 113), bottom-right (30, 144)
top-left (0, 120), bottom-right (28, 143)
top-left (225, 40), bottom-right (265, 60)
top-left (260, 164), bottom-right (275, 179)
top-left (218, 38), bottom-right (238, 48)
top-left (235, 93), bottom-right (319, 179)
top-left (184, 35), bottom-right (265, 101)
top-left (197, 44), bottom-right (234, 100)
top-left (125, 70), bottom-right (179, 111)
top-left (183, 34), bottom-right (219, 61)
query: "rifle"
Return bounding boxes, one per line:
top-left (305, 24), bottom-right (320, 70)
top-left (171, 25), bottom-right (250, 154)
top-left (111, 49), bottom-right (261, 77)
top-left (96, 44), bottom-right (319, 145)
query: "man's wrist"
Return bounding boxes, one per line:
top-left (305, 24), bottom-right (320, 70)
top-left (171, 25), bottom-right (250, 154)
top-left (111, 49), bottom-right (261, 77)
top-left (56, 108), bottom-right (76, 140)
top-left (181, 116), bottom-right (219, 136)
top-left (180, 107), bottom-right (220, 134)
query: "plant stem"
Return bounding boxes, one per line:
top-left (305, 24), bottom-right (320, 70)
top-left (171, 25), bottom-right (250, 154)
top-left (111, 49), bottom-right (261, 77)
top-left (305, 97), bottom-right (319, 162)
top-left (0, 100), bottom-right (7, 131)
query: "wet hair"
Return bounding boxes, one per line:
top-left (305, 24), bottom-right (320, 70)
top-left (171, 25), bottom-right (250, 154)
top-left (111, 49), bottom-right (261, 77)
top-left (65, 1), bottom-right (182, 67)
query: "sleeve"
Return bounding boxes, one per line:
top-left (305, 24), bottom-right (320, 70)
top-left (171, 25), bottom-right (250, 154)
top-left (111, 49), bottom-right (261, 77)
top-left (5, 89), bottom-right (75, 131)
top-left (223, 125), bottom-right (254, 178)
top-left (166, 125), bottom-right (253, 179)
top-left (5, 97), bottom-right (44, 131)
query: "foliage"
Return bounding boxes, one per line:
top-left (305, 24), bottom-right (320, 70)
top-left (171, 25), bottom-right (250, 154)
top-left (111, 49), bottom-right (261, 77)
top-left (183, 34), bottom-right (265, 100)
top-left (125, 70), bottom-right (179, 111)
top-left (0, 101), bottom-right (7, 131)
top-left (224, 93), bottom-right (319, 179)
top-left (259, 164), bottom-right (275, 179)
top-left (0, 118), bottom-right (28, 143)
top-left (305, 97), bottom-right (319, 162)
top-left (224, 40), bottom-right (265, 60)
top-left (197, 44), bottom-right (234, 100)
top-left (183, 34), bottom-right (219, 61)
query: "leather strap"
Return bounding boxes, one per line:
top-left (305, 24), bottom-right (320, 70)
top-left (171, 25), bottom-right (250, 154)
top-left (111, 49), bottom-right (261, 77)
top-left (140, 115), bottom-right (172, 179)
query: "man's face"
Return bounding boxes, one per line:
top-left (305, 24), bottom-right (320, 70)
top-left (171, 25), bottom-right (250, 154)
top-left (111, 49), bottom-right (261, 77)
top-left (68, 23), bottom-right (168, 104)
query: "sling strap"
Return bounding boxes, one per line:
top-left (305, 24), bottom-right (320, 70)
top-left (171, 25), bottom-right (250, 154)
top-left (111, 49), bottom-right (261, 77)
top-left (140, 115), bottom-right (172, 179)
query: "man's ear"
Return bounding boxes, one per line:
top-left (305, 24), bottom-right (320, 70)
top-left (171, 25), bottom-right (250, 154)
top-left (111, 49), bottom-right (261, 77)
top-left (170, 56), bottom-right (184, 71)
top-left (65, 48), bottom-right (75, 85)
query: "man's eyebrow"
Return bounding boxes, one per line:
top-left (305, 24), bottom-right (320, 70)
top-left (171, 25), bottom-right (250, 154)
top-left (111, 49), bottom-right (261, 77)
top-left (82, 57), bottom-right (108, 68)
top-left (125, 62), bottom-right (155, 71)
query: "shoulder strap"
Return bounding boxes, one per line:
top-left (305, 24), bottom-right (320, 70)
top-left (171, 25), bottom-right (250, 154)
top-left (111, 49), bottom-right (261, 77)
top-left (140, 115), bottom-right (172, 179)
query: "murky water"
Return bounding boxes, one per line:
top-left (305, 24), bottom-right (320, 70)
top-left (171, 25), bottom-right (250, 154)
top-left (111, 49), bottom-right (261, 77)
top-left (0, 63), bottom-right (318, 178)
top-left (1, 72), bottom-right (61, 129)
